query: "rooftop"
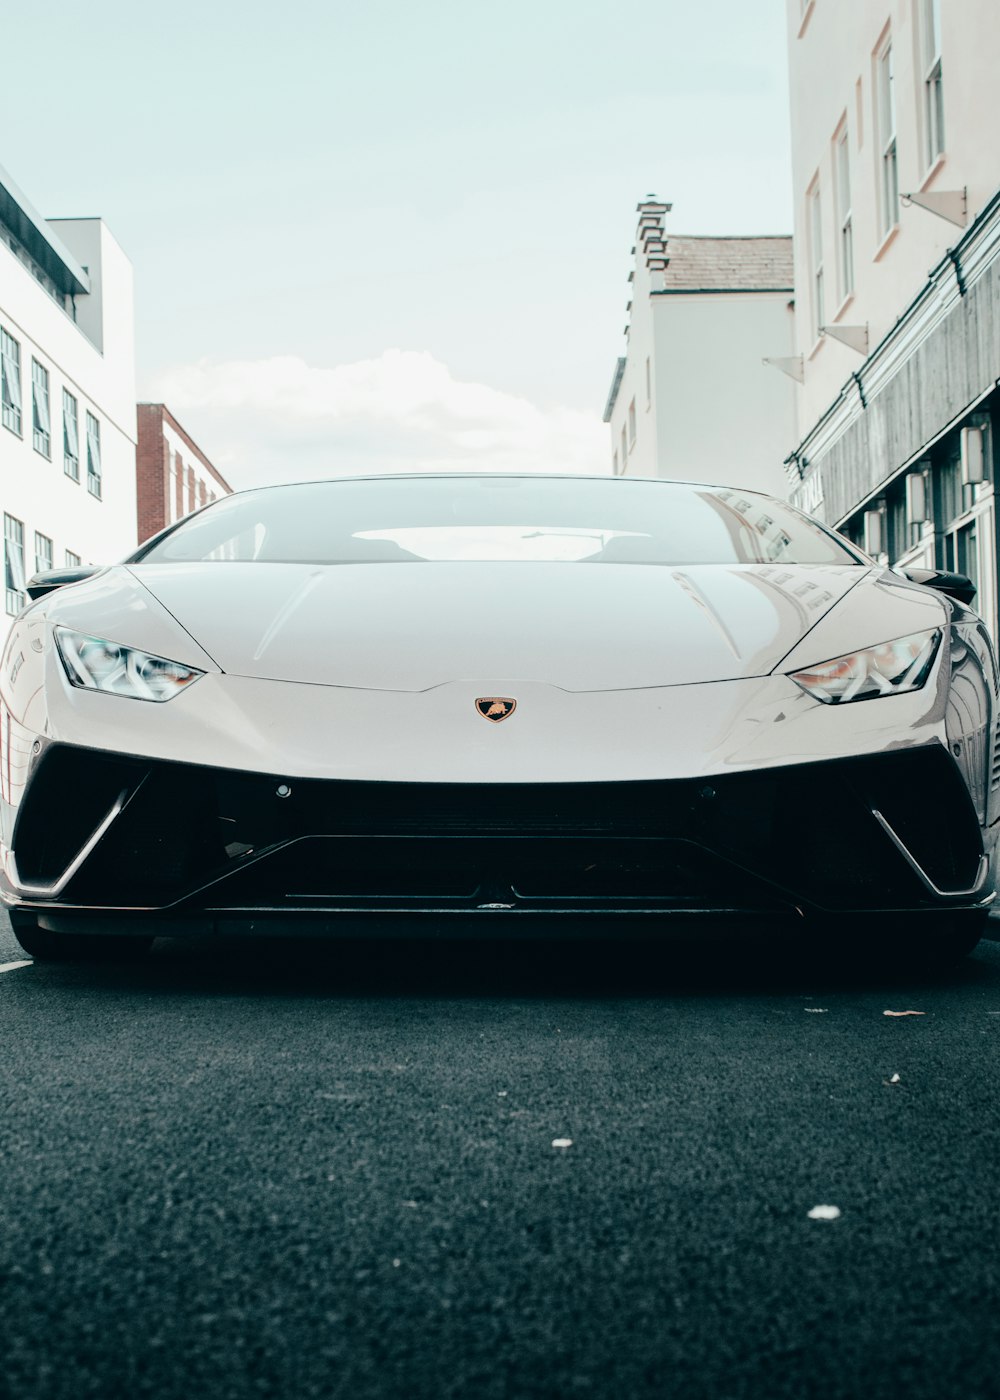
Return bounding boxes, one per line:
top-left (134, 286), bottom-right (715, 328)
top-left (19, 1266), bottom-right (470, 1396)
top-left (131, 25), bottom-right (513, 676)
top-left (0, 163), bottom-right (90, 298)
top-left (653, 236), bottom-right (793, 293)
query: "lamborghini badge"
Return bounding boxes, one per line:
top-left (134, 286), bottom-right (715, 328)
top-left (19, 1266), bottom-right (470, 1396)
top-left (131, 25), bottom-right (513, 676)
top-left (475, 697), bottom-right (517, 723)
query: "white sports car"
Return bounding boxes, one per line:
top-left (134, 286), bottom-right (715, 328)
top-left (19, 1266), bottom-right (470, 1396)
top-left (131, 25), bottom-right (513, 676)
top-left (1, 473), bottom-right (995, 964)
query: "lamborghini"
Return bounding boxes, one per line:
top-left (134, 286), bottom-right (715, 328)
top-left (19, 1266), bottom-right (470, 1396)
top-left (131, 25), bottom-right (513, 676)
top-left (1, 473), bottom-right (995, 963)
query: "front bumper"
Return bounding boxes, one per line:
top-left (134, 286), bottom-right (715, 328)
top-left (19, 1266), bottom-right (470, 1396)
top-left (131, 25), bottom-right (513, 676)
top-left (2, 743), bottom-right (992, 935)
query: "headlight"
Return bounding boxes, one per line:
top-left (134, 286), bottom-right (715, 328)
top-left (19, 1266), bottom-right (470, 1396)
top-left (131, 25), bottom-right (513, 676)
top-left (788, 629), bottom-right (941, 705)
top-left (55, 627), bottom-right (204, 702)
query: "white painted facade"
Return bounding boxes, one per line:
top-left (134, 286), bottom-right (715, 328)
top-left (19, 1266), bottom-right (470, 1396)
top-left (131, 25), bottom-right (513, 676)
top-left (604, 203), bottom-right (796, 497)
top-left (784, 0), bottom-right (1000, 640)
top-left (788, 0), bottom-right (1000, 426)
top-left (0, 167), bottom-right (136, 640)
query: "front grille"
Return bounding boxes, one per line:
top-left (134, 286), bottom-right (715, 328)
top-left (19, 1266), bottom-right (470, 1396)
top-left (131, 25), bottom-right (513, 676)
top-left (12, 743), bottom-right (986, 915)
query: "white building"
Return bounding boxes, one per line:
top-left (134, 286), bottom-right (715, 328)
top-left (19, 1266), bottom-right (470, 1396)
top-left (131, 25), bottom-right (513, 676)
top-left (784, 0), bottom-right (1000, 637)
top-left (604, 200), bottom-right (796, 497)
top-left (0, 163), bottom-right (136, 629)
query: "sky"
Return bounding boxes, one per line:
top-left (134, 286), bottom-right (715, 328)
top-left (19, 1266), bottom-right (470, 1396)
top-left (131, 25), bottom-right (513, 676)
top-left (3, 0), bottom-right (793, 488)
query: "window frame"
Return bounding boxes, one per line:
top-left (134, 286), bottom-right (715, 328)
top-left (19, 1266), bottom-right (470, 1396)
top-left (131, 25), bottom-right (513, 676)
top-left (875, 38), bottom-right (899, 239)
top-left (4, 514), bottom-right (26, 616)
top-left (834, 125), bottom-right (854, 303)
top-left (31, 358), bottom-right (51, 459)
top-left (919, 0), bottom-right (944, 167)
top-left (33, 531), bottom-right (53, 576)
top-left (63, 389), bottom-right (80, 481)
top-left (809, 181), bottom-right (825, 342)
top-left (1, 327), bottom-right (22, 437)
top-left (85, 411), bottom-right (102, 499)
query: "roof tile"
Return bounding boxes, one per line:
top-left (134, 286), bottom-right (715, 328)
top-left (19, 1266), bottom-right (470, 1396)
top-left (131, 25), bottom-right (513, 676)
top-left (656, 236), bottom-right (793, 292)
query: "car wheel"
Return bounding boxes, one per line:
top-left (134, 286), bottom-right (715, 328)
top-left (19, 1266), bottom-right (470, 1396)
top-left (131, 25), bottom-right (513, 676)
top-left (865, 912), bottom-right (988, 971)
top-left (9, 912), bottom-right (153, 963)
top-left (911, 913), bottom-right (988, 968)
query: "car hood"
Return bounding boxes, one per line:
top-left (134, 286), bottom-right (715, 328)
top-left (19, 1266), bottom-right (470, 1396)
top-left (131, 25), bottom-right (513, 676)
top-left (119, 560), bottom-right (876, 693)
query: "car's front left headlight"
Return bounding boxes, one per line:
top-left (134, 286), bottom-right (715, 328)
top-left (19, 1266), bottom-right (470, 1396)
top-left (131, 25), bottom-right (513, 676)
top-left (788, 629), bottom-right (941, 705)
top-left (55, 627), bottom-right (204, 702)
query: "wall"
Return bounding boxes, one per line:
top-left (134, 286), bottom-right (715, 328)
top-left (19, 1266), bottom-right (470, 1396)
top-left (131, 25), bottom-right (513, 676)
top-left (650, 291), bottom-right (796, 495)
top-left (0, 221), bottom-right (137, 606)
top-left (787, 0), bottom-right (1000, 427)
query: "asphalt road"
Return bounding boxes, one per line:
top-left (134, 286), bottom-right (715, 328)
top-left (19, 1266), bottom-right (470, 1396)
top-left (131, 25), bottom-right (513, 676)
top-left (3, 916), bottom-right (1000, 1400)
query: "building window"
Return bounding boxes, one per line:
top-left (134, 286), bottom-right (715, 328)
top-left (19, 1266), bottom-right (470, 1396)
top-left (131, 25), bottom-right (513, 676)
top-left (4, 515), bottom-right (26, 615)
top-left (86, 412), bottom-right (102, 498)
top-left (31, 359), bottom-right (51, 458)
top-left (620, 425), bottom-right (627, 465)
top-left (612, 450), bottom-right (619, 476)
top-left (187, 465), bottom-right (196, 515)
top-left (34, 532), bottom-right (53, 576)
top-left (63, 390), bottom-right (80, 480)
top-left (1, 328), bottom-right (22, 436)
top-left (809, 184), bottom-right (825, 340)
top-left (628, 398), bottom-right (636, 447)
top-left (835, 129), bottom-right (854, 301)
top-left (876, 40), bottom-right (899, 237)
top-left (920, 0), bottom-right (944, 166)
top-left (65, 550), bottom-right (81, 568)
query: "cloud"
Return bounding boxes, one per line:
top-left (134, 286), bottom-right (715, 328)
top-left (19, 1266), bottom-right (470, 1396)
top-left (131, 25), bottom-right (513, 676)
top-left (147, 349), bottom-right (609, 490)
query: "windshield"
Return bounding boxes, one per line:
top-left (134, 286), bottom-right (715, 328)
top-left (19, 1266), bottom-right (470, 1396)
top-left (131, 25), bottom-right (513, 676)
top-left (133, 476), bottom-right (861, 567)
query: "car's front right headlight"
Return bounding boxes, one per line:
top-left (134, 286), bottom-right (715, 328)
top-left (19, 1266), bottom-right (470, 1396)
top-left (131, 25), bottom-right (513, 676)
top-left (788, 629), bottom-right (941, 705)
top-left (55, 627), bottom-right (204, 702)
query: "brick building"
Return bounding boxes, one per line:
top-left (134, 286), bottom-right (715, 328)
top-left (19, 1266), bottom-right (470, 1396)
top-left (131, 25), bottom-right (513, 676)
top-left (136, 403), bottom-right (231, 544)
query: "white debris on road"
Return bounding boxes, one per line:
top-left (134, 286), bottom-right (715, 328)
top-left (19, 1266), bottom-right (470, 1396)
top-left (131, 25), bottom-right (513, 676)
top-left (551, 1138), bottom-right (573, 1149)
top-left (883, 1010), bottom-right (926, 1017)
top-left (807, 1205), bottom-right (842, 1220)
top-left (804, 1008), bottom-right (829, 1013)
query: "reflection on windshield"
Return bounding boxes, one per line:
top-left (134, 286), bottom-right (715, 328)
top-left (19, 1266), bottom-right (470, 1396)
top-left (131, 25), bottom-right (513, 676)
top-left (135, 476), bottom-right (860, 568)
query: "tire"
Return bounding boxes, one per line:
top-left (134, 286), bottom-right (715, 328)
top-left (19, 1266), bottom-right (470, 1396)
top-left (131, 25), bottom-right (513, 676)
top-left (806, 910), bottom-right (987, 973)
top-left (867, 911), bottom-right (987, 971)
top-left (10, 912), bottom-right (153, 963)
top-left (910, 913), bottom-right (987, 969)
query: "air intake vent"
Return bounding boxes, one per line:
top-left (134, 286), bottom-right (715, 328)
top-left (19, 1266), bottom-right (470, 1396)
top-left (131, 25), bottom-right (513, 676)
top-left (991, 723), bottom-right (1000, 792)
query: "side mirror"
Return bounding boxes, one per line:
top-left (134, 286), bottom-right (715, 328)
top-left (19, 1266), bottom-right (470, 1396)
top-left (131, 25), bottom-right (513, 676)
top-left (25, 567), bottom-right (102, 602)
top-left (902, 567), bottom-right (977, 606)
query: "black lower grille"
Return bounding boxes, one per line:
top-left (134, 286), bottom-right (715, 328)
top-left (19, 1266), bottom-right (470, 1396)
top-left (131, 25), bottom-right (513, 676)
top-left (12, 742), bottom-right (986, 914)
